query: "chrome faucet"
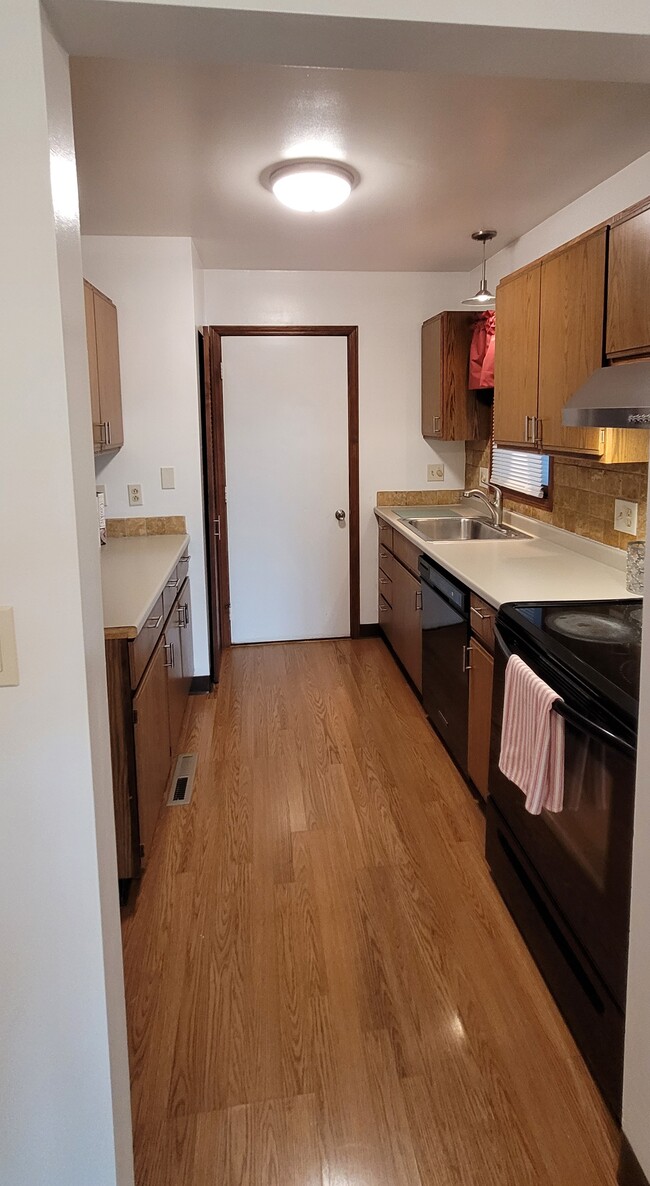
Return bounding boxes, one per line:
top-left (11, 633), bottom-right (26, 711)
top-left (463, 485), bottom-right (503, 528)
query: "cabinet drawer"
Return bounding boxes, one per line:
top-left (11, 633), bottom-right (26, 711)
top-left (378, 568), bottom-right (393, 606)
top-left (378, 545), bottom-right (395, 575)
top-left (129, 593), bottom-right (165, 690)
top-left (378, 593), bottom-right (393, 636)
top-left (470, 594), bottom-right (496, 652)
top-left (162, 563), bottom-right (184, 621)
top-left (377, 520), bottom-right (393, 552)
top-left (392, 531), bottom-right (421, 578)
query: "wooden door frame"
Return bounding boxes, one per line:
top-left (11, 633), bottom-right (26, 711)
top-left (201, 325), bottom-right (360, 652)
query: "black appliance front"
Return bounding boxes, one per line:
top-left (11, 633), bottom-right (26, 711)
top-left (487, 607), bottom-right (638, 1119)
top-left (419, 557), bottom-right (470, 773)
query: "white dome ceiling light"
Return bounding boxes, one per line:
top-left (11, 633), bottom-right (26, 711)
top-left (463, 229), bottom-right (498, 307)
top-left (264, 160), bottom-right (358, 213)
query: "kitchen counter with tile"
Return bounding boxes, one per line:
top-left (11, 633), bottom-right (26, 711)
top-left (101, 533), bottom-right (190, 639)
top-left (376, 503), bottom-right (637, 608)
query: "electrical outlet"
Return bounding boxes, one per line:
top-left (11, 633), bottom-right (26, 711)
top-left (427, 463), bottom-right (445, 482)
top-left (614, 498), bottom-right (638, 535)
top-left (479, 467), bottom-right (489, 489)
top-left (128, 484), bottom-right (143, 507)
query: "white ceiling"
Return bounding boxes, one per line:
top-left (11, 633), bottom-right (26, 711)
top-left (70, 58), bottom-right (650, 270)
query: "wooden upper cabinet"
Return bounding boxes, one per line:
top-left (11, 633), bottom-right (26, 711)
top-left (493, 265), bottom-right (540, 447)
top-left (83, 279), bottom-right (124, 453)
top-left (538, 229), bottom-right (607, 455)
top-left (607, 208), bottom-right (650, 357)
top-left (421, 311), bottom-right (490, 441)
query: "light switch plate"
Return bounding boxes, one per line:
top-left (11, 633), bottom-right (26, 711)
top-left (0, 607), bottom-right (19, 686)
top-left (427, 463), bottom-right (445, 482)
top-left (160, 466), bottom-right (175, 490)
top-left (128, 484), bottom-right (143, 507)
top-left (614, 498), bottom-right (638, 535)
top-left (96, 483), bottom-right (106, 504)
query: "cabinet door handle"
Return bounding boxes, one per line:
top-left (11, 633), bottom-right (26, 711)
top-left (164, 641), bottom-right (174, 668)
top-left (462, 644), bottom-right (472, 672)
top-left (471, 605), bottom-right (490, 621)
top-left (434, 415), bottom-right (441, 434)
top-left (524, 415), bottom-right (531, 442)
top-left (379, 575), bottom-right (390, 585)
top-left (379, 602), bottom-right (389, 613)
top-left (146, 614), bottom-right (163, 629)
top-left (180, 553), bottom-right (190, 564)
top-left (415, 590), bottom-right (422, 611)
top-left (214, 516), bottom-right (221, 540)
top-left (102, 420), bottom-right (111, 447)
top-left (95, 421), bottom-right (105, 446)
top-left (167, 576), bottom-right (181, 589)
top-left (178, 603), bottom-right (189, 628)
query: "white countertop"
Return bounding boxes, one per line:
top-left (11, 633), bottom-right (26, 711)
top-left (375, 504), bottom-right (637, 608)
top-left (101, 534), bottom-right (190, 638)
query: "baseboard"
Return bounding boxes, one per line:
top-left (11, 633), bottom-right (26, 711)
top-left (359, 623), bottom-right (381, 637)
top-left (190, 675), bottom-right (211, 695)
top-left (619, 1136), bottom-right (650, 1186)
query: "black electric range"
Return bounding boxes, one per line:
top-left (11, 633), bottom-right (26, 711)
top-left (486, 596), bottom-right (642, 1120)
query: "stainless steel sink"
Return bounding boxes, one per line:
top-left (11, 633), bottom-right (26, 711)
top-left (406, 516), bottom-right (530, 542)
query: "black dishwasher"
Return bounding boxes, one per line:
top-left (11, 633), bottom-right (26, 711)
top-left (418, 556), bottom-right (471, 773)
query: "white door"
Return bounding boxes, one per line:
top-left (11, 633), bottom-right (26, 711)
top-left (222, 334), bottom-right (350, 643)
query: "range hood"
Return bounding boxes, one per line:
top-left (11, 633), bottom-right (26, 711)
top-left (563, 358), bottom-right (650, 429)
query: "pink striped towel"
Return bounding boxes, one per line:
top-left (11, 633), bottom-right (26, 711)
top-left (499, 654), bottom-right (565, 815)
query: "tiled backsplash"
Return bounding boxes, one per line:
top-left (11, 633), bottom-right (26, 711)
top-left (106, 515), bottom-right (186, 538)
top-left (466, 441), bottom-right (647, 548)
top-left (376, 490), bottom-right (464, 506)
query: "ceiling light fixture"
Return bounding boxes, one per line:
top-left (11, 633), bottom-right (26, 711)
top-left (265, 160), bottom-right (358, 213)
top-left (463, 229), bottom-right (498, 306)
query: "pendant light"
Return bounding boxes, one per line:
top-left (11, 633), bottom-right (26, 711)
top-left (463, 229), bottom-right (497, 306)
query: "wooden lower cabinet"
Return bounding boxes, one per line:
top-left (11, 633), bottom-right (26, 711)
top-left (133, 633), bottom-right (172, 864)
top-left (378, 527), bottom-right (422, 692)
top-left (467, 637), bottom-right (494, 800)
top-left (105, 573), bottom-right (194, 879)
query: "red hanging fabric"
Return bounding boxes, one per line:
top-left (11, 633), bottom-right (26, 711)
top-left (469, 310), bottom-right (496, 389)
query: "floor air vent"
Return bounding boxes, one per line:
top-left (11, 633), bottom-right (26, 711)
top-left (166, 753), bottom-right (198, 807)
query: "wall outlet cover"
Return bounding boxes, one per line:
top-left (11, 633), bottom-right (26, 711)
top-left (160, 466), bottom-right (175, 490)
top-left (128, 484), bottom-right (143, 507)
top-left (614, 498), bottom-right (638, 536)
top-left (427, 463), bottom-right (445, 482)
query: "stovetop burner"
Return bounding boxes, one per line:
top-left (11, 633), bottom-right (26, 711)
top-left (545, 609), bottom-right (640, 644)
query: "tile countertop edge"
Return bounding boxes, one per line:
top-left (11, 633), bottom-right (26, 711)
top-left (101, 533), bottom-right (190, 639)
top-left (375, 506), bottom-right (637, 609)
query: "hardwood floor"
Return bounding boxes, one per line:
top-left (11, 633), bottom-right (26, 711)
top-left (122, 638), bottom-right (620, 1186)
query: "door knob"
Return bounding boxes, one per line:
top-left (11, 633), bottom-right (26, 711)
top-left (335, 509), bottom-right (346, 522)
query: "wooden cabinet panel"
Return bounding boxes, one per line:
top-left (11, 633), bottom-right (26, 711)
top-left (494, 265), bottom-right (541, 446)
top-left (165, 617), bottom-right (186, 755)
top-left (93, 288), bottom-right (124, 450)
top-left (538, 230), bottom-right (606, 455)
top-left (178, 578), bottom-right (194, 684)
top-left (391, 561), bottom-right (422, 692)
top-left (422, 312), bottom-right (490, 441)
top-left (470, 594), bottom-right (496, 652)
top-left (422, 314), bottom-right (442, 437)
top-left (129, 593), bottom-right (165, 690)
top-left (84, 281), bottom-right (103, 452)
top-left (607, 209), bottom-right (650, 357)
top-left (378, 593), bottom-right (394, 644)
top-left (392, 531), bottom-right (421, 579)
top-left (377, 520), bottom-right (393, 553)
top-left (133, 634), bottom-right (171, 865)
top-left (378, 544), bottom-right (395, 578)
top-left (468, 638), bottom-right (494, 801)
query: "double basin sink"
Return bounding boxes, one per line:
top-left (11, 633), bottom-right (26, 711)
top-left (406, 515), bottom-right (530, 543)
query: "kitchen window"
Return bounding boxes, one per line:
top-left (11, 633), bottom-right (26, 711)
top-left (490, 444), bottom-right (552, 503)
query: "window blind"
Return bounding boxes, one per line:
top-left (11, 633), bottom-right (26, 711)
top-left (490, 445), bottom-right (550, 499)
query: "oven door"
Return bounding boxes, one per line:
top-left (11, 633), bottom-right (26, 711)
top-left (489, 618), bottom-right (636, 1008)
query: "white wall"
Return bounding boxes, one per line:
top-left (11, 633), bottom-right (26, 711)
top-left (82, 236), bottom-right (210, 675)
top-left (476, 149), bottom-right (650, 289)
top-left (0, 5), bottom-right (132, 1184)
top-left (202, 269), bottom-right (467, 623)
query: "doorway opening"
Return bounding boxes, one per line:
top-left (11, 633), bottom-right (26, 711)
top-left (200, 325), bottom-right (360, 680)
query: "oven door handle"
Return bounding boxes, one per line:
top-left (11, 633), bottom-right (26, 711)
top-left (494, 625), bottom-right (636, 759)
top-left (551, 701), bottom-right (636, 759)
